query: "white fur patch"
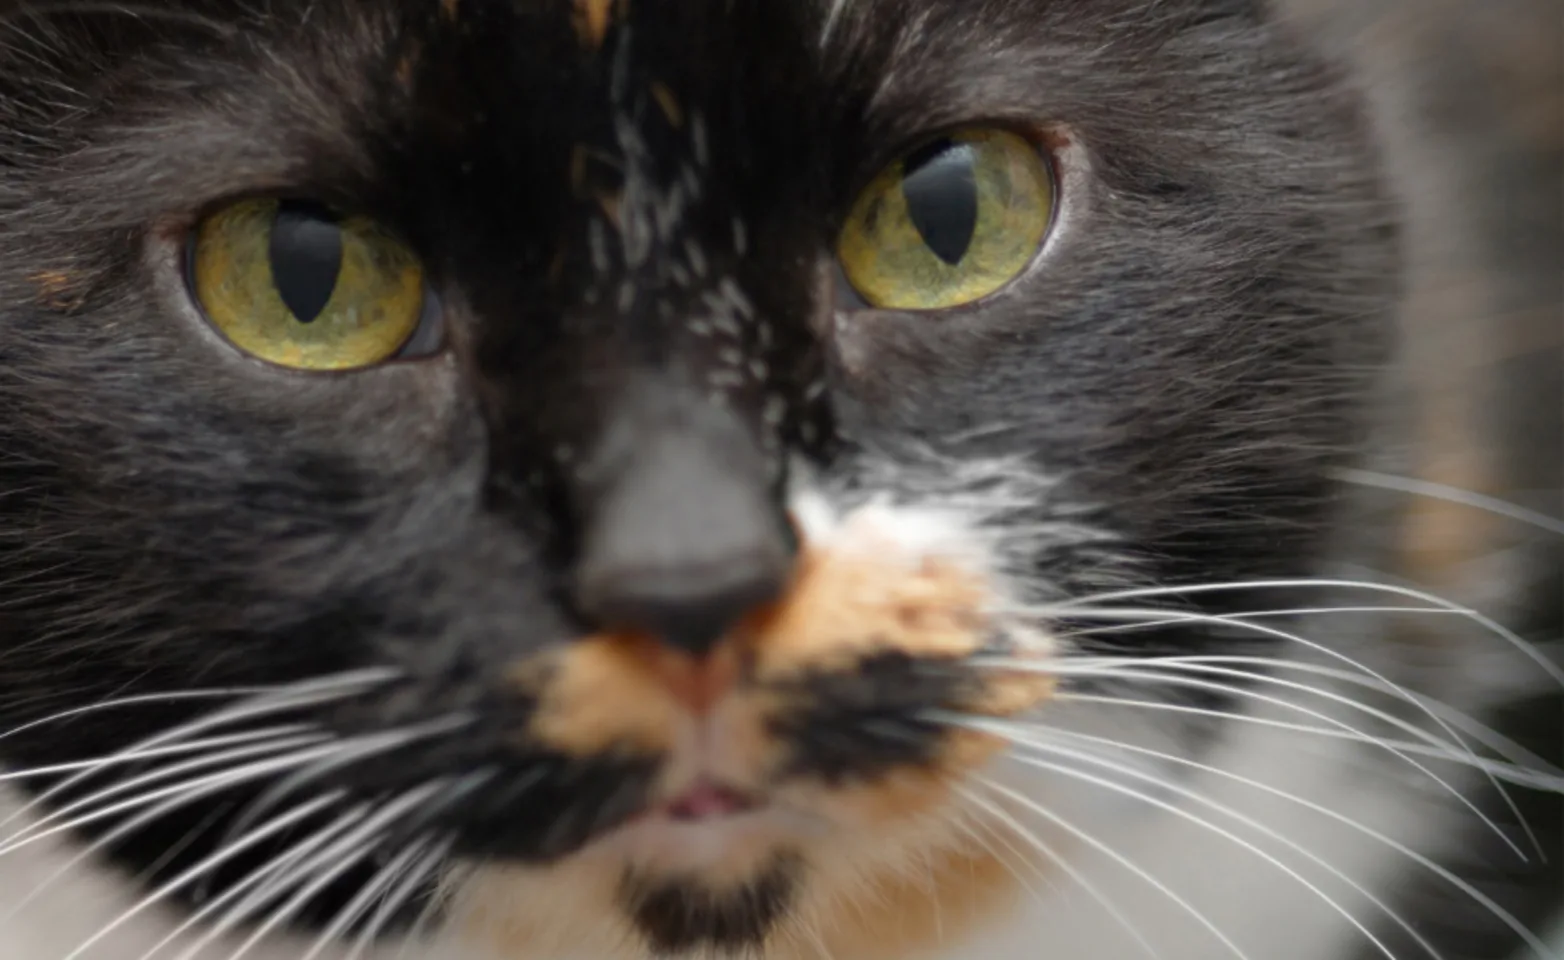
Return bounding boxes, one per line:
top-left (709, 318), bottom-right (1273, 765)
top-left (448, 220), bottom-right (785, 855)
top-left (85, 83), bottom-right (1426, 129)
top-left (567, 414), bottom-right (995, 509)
top-left (0, 784), bottom-right (424, 960)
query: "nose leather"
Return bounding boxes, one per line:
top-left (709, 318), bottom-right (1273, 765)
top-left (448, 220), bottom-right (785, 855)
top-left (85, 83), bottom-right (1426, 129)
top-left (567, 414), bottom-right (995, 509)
top-left (571, 387), bottom-right (792, 657)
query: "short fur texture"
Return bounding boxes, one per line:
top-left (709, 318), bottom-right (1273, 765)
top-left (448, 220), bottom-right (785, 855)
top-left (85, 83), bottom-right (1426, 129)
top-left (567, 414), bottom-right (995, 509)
top-left (0, 1), bottom-right (1557, 959)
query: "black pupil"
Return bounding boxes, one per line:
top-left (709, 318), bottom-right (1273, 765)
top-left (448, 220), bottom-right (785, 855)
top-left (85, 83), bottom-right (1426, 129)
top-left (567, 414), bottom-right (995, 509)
top-left (269, 200), bottom-right (344, 324)
top-left (900, 138), bottom-right (979, 266)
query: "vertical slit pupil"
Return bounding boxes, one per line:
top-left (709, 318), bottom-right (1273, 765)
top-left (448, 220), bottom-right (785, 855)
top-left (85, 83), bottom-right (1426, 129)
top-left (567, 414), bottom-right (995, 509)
top-left (900, 138), bottom-right (979, 266)
top-left (270, 200), bottom-right (344, 324)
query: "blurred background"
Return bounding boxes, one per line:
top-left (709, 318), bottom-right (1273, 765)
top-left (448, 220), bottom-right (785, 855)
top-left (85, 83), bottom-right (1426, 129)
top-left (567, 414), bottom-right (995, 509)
top-left (1278, 0), bottom-right (1562, 956)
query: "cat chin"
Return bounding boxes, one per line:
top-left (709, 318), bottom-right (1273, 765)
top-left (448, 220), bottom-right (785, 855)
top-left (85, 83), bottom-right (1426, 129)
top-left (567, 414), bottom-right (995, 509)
top-left (560, 801), bottom-right (817, 881)
top-left (444, 785), bottom-right (1022, 960)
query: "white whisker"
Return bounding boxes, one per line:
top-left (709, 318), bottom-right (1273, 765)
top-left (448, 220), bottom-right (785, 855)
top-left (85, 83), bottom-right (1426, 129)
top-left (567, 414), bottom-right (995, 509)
top-left (972, 716), bottom-right (1557, 958)
top-left (1021, 653), bottom-right (1556, 772)
top-left (1007, 601), bottom-right (1542, 855)
top-left (0, 725), bottom-right (315, 784)
top-left (1331, 467), bottom-right (1564, 537)
top-left (0, 734), bottom-right (334, 860)
top-left (1059, 605), bottom-right (1461, 639)
top-left (1039, 579), bottom-right (1564, 686)
top-left (392, 855), bottom-right (465, 960)
top-left (945, 810), bottom-right (1058, 908)
top-left (217, 713), bottom-right (472, 853)
top-left (1066, 652), bottom-right (1562, 780)
top-left (974, 776), bottom-right (1253, 960)
top-left (345, 837), bottom-right (452, 960)
top-left (976, 657), bottom-right (1528, 857)
top-left (1042, 690), bottom-right (1564, 792)
top-left (0, 732), bottom-right (337, 926)
top-left (1132, 658), bottom-right (1539, 854)
top-left (114, 669), bottom-right (396, 758)
top-left (0, 688), bottom-right (269, 748)
top-left (132, 805), bottom-right (368, 960)
top-left (219, 783), bottom-right (450, 960)
top-left (990, 653), bottom-right (1475, 760)
top-left (60, 792), bottom-right (345, 960)
top-left (957, 784), bottom-right (1162, 959)
top-left (0, 669), bottom-right (394, 841)
top-left (165, 805), bottom-right (376, 960)
top-left (957, 717), bottom-right (1429, 959)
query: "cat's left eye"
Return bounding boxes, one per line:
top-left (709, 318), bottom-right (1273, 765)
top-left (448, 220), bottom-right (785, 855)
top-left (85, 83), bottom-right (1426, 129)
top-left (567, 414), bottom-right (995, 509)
top-left (187, 199), bottom-right (441, 371)
top-left (837, 127), bottom-right (1054, 311)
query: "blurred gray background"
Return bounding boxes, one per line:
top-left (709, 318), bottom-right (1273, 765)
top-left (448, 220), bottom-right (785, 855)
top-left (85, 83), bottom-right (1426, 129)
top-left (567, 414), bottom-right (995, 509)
top-left (1279, 0), bottom-right (1562, 955)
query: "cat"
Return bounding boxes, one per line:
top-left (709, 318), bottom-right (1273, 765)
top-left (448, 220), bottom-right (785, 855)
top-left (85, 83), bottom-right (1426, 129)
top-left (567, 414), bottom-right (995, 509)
top-left (0, 1), bottom-right (1558, 959)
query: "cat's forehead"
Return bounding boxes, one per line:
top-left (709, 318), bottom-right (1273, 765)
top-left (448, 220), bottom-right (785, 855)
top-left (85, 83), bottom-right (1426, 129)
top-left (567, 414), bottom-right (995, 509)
top-left (23, 0), bottom-right (1265, 236)
top-left (106, 0), bottom-right (1177, 157)
top-left (352, 0), bottom-right (1175, 122)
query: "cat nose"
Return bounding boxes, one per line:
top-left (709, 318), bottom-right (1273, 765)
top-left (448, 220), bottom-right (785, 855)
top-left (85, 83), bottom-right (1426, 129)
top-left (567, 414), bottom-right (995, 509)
top-left (571, 392), bottom-right (794, 658)
top-left (579, 556), bottom-right (783, 658)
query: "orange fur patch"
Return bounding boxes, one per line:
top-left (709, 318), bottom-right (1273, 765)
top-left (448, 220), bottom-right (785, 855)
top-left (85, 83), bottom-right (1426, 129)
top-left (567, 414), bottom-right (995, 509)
top-left (30, 270), bottom-right (85, 311)
top-left (516, 543), bottom-right (1049, 761)
top-left (596, 190), bottom-right (623, 229)
top-left (747, 549), bottom-right (991, 678)
top-left (649, 82), bottom-right (684, 128)
top-left (572, 0), bottom-right (617, 49)
top-left (810, 765), bottom-right (959, 825)
top-left (470, 513), bottom-right (1056, 957)
top-left (513, 638), bottom-right (681, 755)
top-left (781, 838), bottom-right (1022, 960)
top-left (569, 144), bottom-right (590, 194)
top-left (510, 532), bottom-right (1050, 762)
top-left (394, 42), bottom-right (421, 90)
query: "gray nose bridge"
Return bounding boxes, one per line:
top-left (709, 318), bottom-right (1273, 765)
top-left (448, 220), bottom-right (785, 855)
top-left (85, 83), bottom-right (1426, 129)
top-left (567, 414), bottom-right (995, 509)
top-left (556, 25), bottom-right (793, 650)
top-left (570, 378), bottom-right (792, 655)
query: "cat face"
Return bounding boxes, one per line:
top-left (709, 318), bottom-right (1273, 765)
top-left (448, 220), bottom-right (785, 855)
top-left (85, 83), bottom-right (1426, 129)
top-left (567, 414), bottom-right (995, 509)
top-left (0, 0), bottom-right (1398, 956)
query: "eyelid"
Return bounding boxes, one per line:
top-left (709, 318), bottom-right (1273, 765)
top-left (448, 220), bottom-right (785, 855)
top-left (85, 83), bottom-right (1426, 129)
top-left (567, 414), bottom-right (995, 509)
top-left (398, 288), bottom-right (447, 359)
top-left (829, 260), bottom-right (870, 313)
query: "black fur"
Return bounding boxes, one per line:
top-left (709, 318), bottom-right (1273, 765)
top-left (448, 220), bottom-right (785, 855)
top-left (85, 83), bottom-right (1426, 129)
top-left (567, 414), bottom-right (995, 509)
top-left (769, 652), bottom-right (972, 784)
top-left (620, 854), bottom-right (802, 956)
top-left (2, 0), bottom-right (1498, 954)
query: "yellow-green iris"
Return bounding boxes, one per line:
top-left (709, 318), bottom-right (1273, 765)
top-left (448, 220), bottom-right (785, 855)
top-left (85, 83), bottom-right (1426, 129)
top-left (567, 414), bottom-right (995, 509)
top-left (190, 198), bottom-right (426, 371)
top-left (838, 128), bottom-right (1054, 310)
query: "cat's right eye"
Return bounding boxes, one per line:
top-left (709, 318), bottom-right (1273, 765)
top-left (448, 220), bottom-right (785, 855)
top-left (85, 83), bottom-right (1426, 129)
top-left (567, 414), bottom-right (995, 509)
top-left (188, 198), bottom-right (441, 371)
top-left (836, 127), bottom-right (1054, 311)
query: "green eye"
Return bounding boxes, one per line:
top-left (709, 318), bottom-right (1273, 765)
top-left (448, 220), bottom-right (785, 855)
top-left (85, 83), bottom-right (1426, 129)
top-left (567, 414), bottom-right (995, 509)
top-left (837, 128), bottom-right (1054, 310)
top-left (190, 199), bottom-right (429, 371)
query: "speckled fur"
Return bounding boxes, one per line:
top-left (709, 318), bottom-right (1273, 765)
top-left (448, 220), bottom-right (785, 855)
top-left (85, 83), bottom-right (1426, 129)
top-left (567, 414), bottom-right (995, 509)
top-left (0, 0), bottom-right (1558, 958)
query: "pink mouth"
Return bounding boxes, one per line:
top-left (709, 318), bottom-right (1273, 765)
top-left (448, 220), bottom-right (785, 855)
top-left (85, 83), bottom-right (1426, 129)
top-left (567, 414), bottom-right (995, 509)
top-left (659, 781), bottom-right (760, 823)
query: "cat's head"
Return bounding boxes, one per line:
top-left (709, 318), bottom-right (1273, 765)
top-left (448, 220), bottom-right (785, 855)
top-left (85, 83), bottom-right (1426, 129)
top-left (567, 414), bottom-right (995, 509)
top-left (0, 0), bottom-right (1397, 956)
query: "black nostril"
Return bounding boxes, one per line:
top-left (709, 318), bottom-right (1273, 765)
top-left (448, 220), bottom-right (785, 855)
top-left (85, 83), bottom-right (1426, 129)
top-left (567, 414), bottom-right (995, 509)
top-left (577, 556), bottom-right (787, 657)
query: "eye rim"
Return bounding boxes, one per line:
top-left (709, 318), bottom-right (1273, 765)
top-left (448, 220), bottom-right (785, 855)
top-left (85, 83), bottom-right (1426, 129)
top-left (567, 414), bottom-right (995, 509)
top-left (180, 194), bottom-right (446, 374)
top-left (833, 123), bottom-right (1061, 315)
